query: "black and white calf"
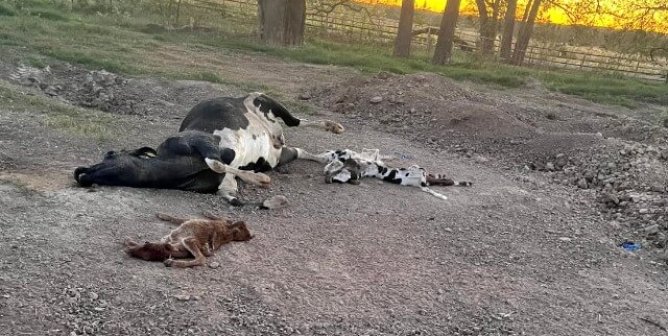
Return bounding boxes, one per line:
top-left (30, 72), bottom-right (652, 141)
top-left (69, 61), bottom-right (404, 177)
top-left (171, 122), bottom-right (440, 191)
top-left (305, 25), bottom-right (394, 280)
top-left (177, 92), bottom-right (344, 205)
top-left (322, 149), bottom-right (472, 200)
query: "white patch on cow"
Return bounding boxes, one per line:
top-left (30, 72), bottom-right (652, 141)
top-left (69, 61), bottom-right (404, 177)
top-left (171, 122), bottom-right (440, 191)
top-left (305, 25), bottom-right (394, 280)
top-left (324, 159), bottom-right (344, 174)
top-left (296, 148), bottom-right (330, 163)
top-left (396, 166), bottom-right (427, 187)
top-left (212, 95), bottom-right (284, 170)
top-left (332, 170), bottom-right (352, 183)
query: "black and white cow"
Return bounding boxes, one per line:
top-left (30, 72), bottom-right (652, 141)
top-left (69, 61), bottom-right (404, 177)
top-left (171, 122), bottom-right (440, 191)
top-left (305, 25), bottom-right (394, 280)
top-left (74, 92), bottom-right (343, 205)
top-left (74, 130), bottom-right (270, 193)
top-left (177, 92), bottom-right (343, 205)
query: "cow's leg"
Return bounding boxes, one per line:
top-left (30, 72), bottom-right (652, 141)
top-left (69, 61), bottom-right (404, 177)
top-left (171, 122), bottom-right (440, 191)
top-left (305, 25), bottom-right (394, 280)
top-left (297, 119), bottom-right (345, 134)
top-left (164, 238), bottom-right (207, 268)
top-left (252, 95), bottom-right (344, 134)
top-left (278, 147), bottom-right (336, 166)
top-left (155, 213), bottom-right (189, 225)
top-left (218, 173), bottom-right (243, 206)
top-left (205, 158), bottom-right (271, 188)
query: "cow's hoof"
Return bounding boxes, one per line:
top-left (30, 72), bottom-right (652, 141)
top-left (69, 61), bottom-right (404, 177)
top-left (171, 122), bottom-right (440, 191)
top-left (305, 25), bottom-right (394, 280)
top-left (123, 238), bottom-right (139, 248)
top-left (324, 121), bottom-right (345, 134)
top-left (229, 198), bottom-right (244, 207)
top-left (254, 173), bottom-right (272, 188)
top-left (164, 258), bottom-right (174, 267)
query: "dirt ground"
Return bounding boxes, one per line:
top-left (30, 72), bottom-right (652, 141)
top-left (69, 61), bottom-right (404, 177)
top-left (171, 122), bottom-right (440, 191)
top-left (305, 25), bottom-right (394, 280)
top-left (1, 53), bottom-right (668, 336)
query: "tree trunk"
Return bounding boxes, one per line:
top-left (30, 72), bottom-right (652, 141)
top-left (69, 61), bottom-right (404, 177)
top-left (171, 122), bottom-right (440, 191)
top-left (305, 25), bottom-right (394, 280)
top-left (475, 0), bottom-right (498, 55)
top-left (511, 0), bottom-right (542, 65)
top-left (499, 0), bottom-right (517, 60)
top-left (258, 0), bottom-right (306, 46)
top-left (431, 0), bottom-right (462, 65)
top-left (393, 0), bottom-right (415, 58)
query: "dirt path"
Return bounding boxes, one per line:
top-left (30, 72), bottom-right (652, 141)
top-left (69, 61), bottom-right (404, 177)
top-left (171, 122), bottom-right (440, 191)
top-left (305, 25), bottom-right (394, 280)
top-left (1, 57), bottom-right (667, 336)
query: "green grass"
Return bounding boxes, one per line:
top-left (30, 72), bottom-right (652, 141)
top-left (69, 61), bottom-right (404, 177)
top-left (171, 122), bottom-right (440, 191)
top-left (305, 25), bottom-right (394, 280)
top-left (28, 8), bottom-right (69, 21)
top-left (0, 81), bottom-right (117, 140)
top-left (0, 2), bottom-right (16, 16)
top-left (540, 72), bottom-right (668, 107)
top-left (0, 0), bottom-right (666, 109)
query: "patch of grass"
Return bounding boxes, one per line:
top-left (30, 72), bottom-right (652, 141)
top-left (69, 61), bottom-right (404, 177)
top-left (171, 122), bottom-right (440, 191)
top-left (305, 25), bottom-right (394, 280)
top-left (0, 3), bottom-right (17, 16)
top-left (186, 71), bottom-right (225, 84)
top-left (28, 8), bottom-right (69, 21)
top-left (0, 81), bottom-right (117, 140)
top-left (24, 54), bottom-right (47, 68)
top-left (287, 99), bottom-right (317, 116)
top-left (41, 48), bottom-right (140, 74)
top-left (186, 35), bottom-right (527, 88)
top-left (539, 72), bottom-right (668, 107)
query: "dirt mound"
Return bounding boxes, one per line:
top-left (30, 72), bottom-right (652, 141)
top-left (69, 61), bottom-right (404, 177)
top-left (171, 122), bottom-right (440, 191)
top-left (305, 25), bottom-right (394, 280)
top-left (312, 72), bottom-right (536, 140)
top-left (4, 63), bottom-right (231, 117)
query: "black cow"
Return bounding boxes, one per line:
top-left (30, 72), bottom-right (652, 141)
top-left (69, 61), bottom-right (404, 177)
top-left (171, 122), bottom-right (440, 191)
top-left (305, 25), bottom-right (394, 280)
top-left (74, 92), bottom-right (343, 205)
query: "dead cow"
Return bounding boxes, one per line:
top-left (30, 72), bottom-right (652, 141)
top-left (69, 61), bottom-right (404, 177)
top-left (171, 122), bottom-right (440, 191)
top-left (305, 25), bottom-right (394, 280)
top-left (75, 92), bottom-right (344, 207)
top-left (124, 213), bottom-right (253, 268)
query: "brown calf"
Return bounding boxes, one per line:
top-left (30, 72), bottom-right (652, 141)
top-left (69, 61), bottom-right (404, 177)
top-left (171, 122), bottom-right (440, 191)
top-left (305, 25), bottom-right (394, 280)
top-left (124, 213), bottom-right (253, 268)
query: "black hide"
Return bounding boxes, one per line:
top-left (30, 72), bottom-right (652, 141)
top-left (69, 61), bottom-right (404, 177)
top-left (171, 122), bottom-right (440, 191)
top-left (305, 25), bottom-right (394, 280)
top-left (179, 94), bottom-right (301, 132)
top-left (74, 131), bottom-right (235, 193)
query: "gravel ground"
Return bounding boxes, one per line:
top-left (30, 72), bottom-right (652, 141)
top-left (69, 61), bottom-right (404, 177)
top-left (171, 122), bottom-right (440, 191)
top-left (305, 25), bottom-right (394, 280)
top-left (1, 59), bottom-right (667, 336)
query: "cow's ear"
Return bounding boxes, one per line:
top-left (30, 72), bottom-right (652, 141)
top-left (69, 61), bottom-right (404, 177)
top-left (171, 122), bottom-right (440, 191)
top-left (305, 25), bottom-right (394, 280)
top-left (129, 147), bottom-right (157, 158)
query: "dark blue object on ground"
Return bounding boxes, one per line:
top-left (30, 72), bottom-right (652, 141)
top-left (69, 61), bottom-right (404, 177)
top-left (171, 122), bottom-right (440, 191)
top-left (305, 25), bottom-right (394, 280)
top-left (620, 241), bottom-right (641, 252)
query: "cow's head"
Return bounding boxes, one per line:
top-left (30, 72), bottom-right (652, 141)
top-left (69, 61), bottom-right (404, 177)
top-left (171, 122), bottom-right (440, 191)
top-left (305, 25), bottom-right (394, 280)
top-left (228, 220), bottom-right (254, 241)
top-left (73, 147), bottom-right (158, 187)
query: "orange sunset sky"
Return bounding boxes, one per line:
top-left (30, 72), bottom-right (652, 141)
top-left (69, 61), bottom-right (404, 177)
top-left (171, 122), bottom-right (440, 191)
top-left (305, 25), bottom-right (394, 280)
top-left (355, 0), bottom-right (668, 33)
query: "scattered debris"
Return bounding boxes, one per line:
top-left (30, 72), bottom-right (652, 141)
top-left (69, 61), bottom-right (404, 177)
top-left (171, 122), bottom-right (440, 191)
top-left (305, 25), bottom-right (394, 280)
top-left (620, 241), bottom-right (641, 252)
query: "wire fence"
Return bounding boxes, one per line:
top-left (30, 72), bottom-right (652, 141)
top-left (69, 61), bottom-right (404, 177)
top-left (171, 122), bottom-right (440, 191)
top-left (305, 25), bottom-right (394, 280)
top-left (178, 0), bottom-right (667, 83)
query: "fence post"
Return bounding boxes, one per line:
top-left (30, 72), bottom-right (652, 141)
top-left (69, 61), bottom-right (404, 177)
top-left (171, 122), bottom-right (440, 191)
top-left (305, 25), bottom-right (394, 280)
top-left (580, 54), bottom-right (587, 69)
top-left (426, 27), bottom-right (432, 56)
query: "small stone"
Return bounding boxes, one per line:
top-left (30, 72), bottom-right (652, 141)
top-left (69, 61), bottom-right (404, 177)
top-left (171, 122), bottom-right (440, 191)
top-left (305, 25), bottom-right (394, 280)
top-left (369, 96), bottom-right (383, 104)
top-left (558, 237), bottom-right (572, 242)
top-left (208, 262), bottom-right (220, 269)
top-left (298, 92), bottom-right (312, 100)
top-left (644, 224), bottom-right (659, 234)
top-left (603, 193), bottom-right (620, 206)
top-left (583, 171), bottom-right (595, 182)
top-left (174, 294), bottom-right (191, 301)
top-left (474, 155), bottom-right (488, 163)
top-left (650, 184), bottom-right (665, 193)
top-left (89, 292), bottom-right (98, 301)
top-left (545, 162), bottom-right (555, 171)
top-left (577, 178), bottom-right (588, 189)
